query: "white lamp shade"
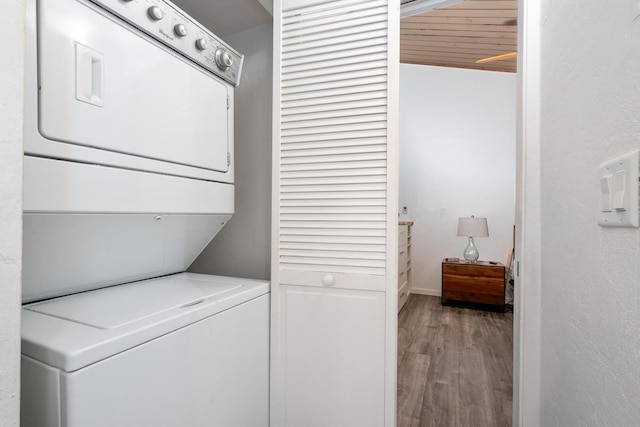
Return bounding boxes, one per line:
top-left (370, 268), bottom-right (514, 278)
top-left (457, 217), bottom-right (489, 237)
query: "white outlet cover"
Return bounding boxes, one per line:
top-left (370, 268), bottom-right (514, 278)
top-left (598, 150), bottom-right (639, 227)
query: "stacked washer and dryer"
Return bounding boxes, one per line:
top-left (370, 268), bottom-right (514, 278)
top-left (21, 0), bottom-right (269, 426)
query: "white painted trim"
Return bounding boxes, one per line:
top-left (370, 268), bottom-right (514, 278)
top-left (514, 0), bottom-right (541, 425)
top-left (385, 1), bottom-right (400, 425)
top-left (411, 288), bottom-right (441, 297)
top-left (0, 1), bottom-right (25, 423)
top-left (269, 2), bottom-right (283, 426)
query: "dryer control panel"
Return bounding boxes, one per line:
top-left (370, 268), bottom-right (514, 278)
top-left (90, 0), bottom-right (243, 86)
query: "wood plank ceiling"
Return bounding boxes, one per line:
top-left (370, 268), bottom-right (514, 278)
top-left (400, 0), bottom-right (517, 73)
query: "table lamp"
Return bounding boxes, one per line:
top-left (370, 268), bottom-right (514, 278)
top-left (457, 216), bottom-right (489, 262)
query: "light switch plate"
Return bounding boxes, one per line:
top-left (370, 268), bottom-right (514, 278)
top-left (598, 150), bottom-right (639, 227)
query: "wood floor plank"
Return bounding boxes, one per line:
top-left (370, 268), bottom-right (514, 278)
top-left (397, 294), bottom-right (513, 427)
top-left (397, 351), bottom-right (431, 427)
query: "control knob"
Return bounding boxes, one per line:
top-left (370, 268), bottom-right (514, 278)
top-left (147, 6), bottom-right (164, 21)
top-left (174, 24), bottom-right (188, 37)
top-left (195, 38), bottom-right (208, 51)
top-left (215, 48), bottom-right (233, 70)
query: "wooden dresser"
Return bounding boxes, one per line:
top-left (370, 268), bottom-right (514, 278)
top-left (398, 222), bottom-right (413, 313)
top-left (441, 259), bottom-right (505, 312)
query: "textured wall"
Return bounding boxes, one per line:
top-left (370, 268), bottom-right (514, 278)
top-left (0, 1), bottom-right (25, 425)
top-left (539, 0), bottom-right (640, 424)
top-left (399, 64), bottom-right (516, 295)
top-left (190, 23), bottom-right (273, 280)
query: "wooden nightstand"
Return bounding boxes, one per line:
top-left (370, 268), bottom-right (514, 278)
top-left (441, 259), bottom-right (506, 312)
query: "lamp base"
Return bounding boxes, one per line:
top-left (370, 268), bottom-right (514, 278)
top-left (463, 236), bottom-right (479, 262)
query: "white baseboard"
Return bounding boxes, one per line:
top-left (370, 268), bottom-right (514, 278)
top-left (410, 288), bottom-right (441, 297)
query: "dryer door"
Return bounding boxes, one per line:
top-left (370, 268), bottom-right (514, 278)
top-left (35, 0), bottom-right (230, 173)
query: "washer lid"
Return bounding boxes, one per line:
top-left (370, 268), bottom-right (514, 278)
top-left (21, 273), bottom-right (270, 372)
top-left (25, 275), bottom-right (241, 329)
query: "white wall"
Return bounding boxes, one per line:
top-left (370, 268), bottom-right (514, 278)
top-left (538, 0), bottom-right (640, 424)
top-left (399, 64), bottom-right (516, 295)
top-left (190, 22), bottom-right (273, 280)
top-left (0, 1), bottom-right (25, 425)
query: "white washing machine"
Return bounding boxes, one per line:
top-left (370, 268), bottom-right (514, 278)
top-left (21, 0), bottom-right (269, 425)
top-left (22, 273), bottom-right (270, 427)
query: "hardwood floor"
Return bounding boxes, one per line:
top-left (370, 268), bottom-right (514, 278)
top-left (398, 294), bottom-right (513, 427)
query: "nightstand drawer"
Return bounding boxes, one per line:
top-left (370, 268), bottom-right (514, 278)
top-left (442, 263), bottom-right (503, 279)
top-left (442, 274), bottom-right (503, 294)
top-left (443, 288), bottom-right (503, 306)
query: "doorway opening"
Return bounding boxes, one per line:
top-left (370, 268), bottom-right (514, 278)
top-left (396, 1), bottom-right (518, 425)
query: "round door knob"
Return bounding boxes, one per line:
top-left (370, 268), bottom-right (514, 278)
top-left (195, 38), bottom-right (208, 51)
top-left (147, 6), bottom-right (164, 20)
top-left (174, 24), bottom-right (188, 37)
top-left (322, 274), bottom-right (335, 286)
top-left (214, 48), bottom-right (233, 70)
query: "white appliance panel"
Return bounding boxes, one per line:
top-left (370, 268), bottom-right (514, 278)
top-left (26, 276), bottom-right (242, 329)
top-left (21, 357), bottom-right (61, 427)
top-left (36, 0), bottom-right (230, 173)
top-left (23, 156), bottom-right (235, 214)
top-left (21, 273), bottom-right (270, 372)
top-left (61, 294), bottom-right (269, 427)
top-left (22, 214), bottom-right (230, 303)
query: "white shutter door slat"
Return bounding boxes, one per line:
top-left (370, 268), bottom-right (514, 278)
top-left (280, 190), bottom-right (386, 200)
top-left (281, 114), bottom-right (388, 131)
top-left (280, 220), bottom-right (385, 229)
top-left (282, 44), bottom-right (386, 69)
top-left (281, 175), bottom-right (386, 186)
top-left (280, 151), bottom-right (386, 165)
top-left (281, 234), bottom-right (386, 245)
top-left (281, 161), bottom-right (386, 173)
top-left (282, 14), bottom-right (387, 41)
top-left (283, 99), bottom-right (387, 118)
top-left (282, 31), bottom-right (387, 57)
top-left (280, 227), bottom-right (386, 237)
top-left (283, 0), bottom-right (386, 22)
top-left (282, 166), bottom-right (386, 177)
top-left (283, 106), bottom-right (387, 124)
top-left (281, 83), bottom-right (387, 102)
top-left (282, 56), bottom-right (388, 81)
top-left (282, 3), bottom-right (387, 32)
top-left (282, 90), bottom-right (386, 109)
top-left (281, 197), bottom-right (386, 207)
top-left (282, 131), bottom-right (387, 145)
top-left (281, 74), bottom-right (387, 95)
top-left (282, 0), bottom-right (374, 16)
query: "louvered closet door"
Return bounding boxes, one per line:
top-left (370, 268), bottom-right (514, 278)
top-left (272, 1), bottom-right (399, 426)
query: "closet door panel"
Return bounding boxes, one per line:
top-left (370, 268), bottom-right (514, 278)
top-left (272, 0), bottom-right (398, 425)
top-left (279, 285), bottom-right (385, 427)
